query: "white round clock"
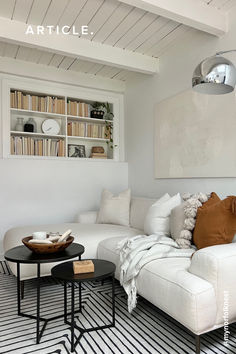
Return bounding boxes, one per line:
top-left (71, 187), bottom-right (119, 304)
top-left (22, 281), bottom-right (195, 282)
top-left (42, 119), bottom-right (60, 135)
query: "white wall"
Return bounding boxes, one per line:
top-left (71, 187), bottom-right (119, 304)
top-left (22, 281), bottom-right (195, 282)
top-left (125, 10), bottom-right (236, 199)
top-left (0, 62), bottom-right (128, 256)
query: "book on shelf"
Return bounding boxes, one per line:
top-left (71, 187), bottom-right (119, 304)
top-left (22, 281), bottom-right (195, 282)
top-left (10, 90), bottom-right (65, 114)
top-left (67, 121), bottom-right (107, 139)
top-left (90, 152), bottom-right (107, 159)
top-left (11, 135), bottom-right (65, 157)
top-left (67, 100), bottom-right (89, 117)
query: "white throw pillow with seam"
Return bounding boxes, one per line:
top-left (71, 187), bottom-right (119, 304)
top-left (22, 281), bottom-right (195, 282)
top-left (144, 193), bottom-right (181, 236)
top-left (96, 189), bottom-right (131, 226)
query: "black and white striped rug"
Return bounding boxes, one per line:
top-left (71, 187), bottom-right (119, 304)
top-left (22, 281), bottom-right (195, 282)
top-left (1, 261), bottom-right (236, 354)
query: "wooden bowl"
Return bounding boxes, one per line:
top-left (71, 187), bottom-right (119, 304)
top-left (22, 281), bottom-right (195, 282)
top-left (22, 236), bottom-right (74, 254)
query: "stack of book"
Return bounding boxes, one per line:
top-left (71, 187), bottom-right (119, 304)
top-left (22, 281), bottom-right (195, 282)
top-left (67, 100), bottom-right (89, 117)
top-left (67, 122), bottom-right (107, 139)
top-left (11, 136), bottom-right (65, 156)
top-left (67, 122), bottom-right (86, 137)
top-left (90, 152), bottom-right (107, 159)
top-left (10, 90), bottom-right (65, 114)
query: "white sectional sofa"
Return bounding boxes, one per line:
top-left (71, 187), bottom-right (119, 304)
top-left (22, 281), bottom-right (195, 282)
top-left (3, 197), bottom-right (236, 353)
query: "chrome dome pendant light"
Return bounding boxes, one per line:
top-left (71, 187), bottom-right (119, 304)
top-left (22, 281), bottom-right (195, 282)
top-left (192, 50), bottom-right (236, 94)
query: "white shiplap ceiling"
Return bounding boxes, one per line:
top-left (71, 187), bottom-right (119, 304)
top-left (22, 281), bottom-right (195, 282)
top-left (0, 0), bottom-right (235, 81)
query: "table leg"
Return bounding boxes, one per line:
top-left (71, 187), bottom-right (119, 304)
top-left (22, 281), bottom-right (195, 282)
top-left (17, 263), bottom-right (21, 315)
top-left (79, 282), bottom-right (82, 311)
top-left (36, 263), bottom-right (40, 344)
top-left (112, 275), bottom-right (115, 326)
top-left (71, 282), bottom-right (75, 352)
top-left (64, 281), bottom-right (67, 323)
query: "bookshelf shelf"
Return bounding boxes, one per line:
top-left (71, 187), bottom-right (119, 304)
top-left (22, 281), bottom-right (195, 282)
top-left (67, 136), bottom-right (109, 142)
top-left (67, 115), bottom-right (113, 124)
top-left (11, 131), bottom-right (66, 139)
top-left (3, 80), bottom-right (121, 161)
top-left (10, 108), bottom-right (66, 119)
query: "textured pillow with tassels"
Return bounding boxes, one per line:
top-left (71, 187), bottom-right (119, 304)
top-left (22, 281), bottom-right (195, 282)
top-left (193, 195), bottom-right (236, 250)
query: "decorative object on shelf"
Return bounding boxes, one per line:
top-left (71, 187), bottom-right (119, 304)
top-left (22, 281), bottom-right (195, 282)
top-left (24, 118), bottom-right (34, 132)
top-left (90, 147), bottom-right (107, 159)
top-left (22, 235), bottom-right (74, 254)
top-left (91, 110), bottom-right (104, 119)
top-left (92, 146), bottom-right (104, 154)
top-left (73, 260), bottom-right (95, 274)
top-left (91, 102), bottom-right (105, 119)
top-left (68, 144), bottom-right (86, 158)
top-left (28, 118), bottom-right (37, 132)
top-left (103, 102), bottom-right (114, 121)
top-left (105, 120), bottom-right (117, 150)
top-left (42, 119), bottom-right (60, 135)
top-left (15, 117), bottom-right (24, 131)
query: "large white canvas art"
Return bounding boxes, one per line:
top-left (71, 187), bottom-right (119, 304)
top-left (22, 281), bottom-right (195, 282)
top-left (154, 89), bottom-right (236, 178)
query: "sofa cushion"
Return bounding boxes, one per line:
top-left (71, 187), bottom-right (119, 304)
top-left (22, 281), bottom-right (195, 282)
top-left (4, 223), bottom-right (141, 280)
top-left (130, 197), bottom-right (156, 230)
top-left (144, 193), bottom-right (181, 236)
top-left (96, 189), bottom-right (131, 226)
top-left (193, 195), bottom-right (236, 249)
top-left (98, 236), bottom-right (216, 334)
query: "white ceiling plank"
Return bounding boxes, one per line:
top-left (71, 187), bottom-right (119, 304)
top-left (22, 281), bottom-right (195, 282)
top-left (0, 0), bottom-right (15, 19)
top-left (48, 54), bottom-right (65, 67)
top-left (151, 25), bottom-right (190, 57)
top-left (57, 0), bottom-right (87, 28)
top-left (119, 0), bottom-right (227, 36)
top-left (0, 41), bottom-right (6, 56)
top-left (0, 17), bottom-right (159, 74)
top-left (86, 0), bottom-right (119, 40)
top-left (112, 70), bottom-right (131, 81)
top-left (68, 59), bottom-right (84, 71)
top-left (58, 56), bottom-right (75, 69)
top-left (16, 46), bottom-right (32, 60)
top-left (92, 2), bottom-right (133, 43)
top-left (42, 0), bottom-right (69, 27)
top-left (209, 0), bottom-right (227, 8)
top-left (87, 63), bottom-right (104, 75)
top-left (69, 59), bottom-right (95, 73)
top-left (37, 51), bottom-right (54, 65)
top-left (115, 12), bottom-right (156, 49)
top-left (217, 0), bottom-right (236, 10)
top-left (103, 7), bottom-right (145, 46)
top-left (126, 16), bottom-right (168, 51)
top-left (27, 48), bottom-right (44, 62)
top-left (73, 0), bottom-right (104, 32)
top-left (27, 0), bottom-right (51, 25)
top-left (96, 65), bottom-right (121, 77)
top-left (13, 0), bottom-right (34, 23)
top-left (138, 21), bottom-right (180, 55)
top-left (3, 43), bottom-right (18, 58)
top-left (135, 17), bottom-right (173, 54)
top-left (74, 60), bottom-right (97, 73)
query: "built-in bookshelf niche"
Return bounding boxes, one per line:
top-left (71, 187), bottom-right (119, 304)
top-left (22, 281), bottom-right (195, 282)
top-left (7, 87), bottom-right (116, 161)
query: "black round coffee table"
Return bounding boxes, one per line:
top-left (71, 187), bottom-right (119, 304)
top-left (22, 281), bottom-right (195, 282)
top-left (4, 243), bottom-right (84, 344)
top-left (51, 259), bottom-right (116, 352)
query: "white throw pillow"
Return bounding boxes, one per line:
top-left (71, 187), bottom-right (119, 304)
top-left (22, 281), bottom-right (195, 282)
top-left (96, 189), bottom-right (131, 226)
top-left (144, 193), bottom-right (181, 236)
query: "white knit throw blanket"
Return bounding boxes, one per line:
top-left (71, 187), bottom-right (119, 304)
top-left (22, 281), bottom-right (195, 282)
top-left (117, 234), bottom-right (195, 313)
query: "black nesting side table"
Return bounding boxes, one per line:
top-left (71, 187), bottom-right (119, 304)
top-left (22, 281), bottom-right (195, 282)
top-left (51, 259), bottom-right (116, 352)
top-left (4, 243), bottom-right (84, 344)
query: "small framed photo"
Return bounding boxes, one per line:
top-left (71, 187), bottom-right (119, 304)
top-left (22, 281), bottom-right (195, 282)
top-left (68, 144), bottom-right (86, 158)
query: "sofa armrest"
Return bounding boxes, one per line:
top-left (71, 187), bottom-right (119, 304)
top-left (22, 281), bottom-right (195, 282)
top-left (189, 243), bottom-right (236, 325)
top-left (76, 211), bottom-right (98, 224)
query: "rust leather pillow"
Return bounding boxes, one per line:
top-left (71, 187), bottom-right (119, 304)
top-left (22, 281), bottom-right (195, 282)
top-left (193, 194), bottom-right (236, 249)
top-left (201, 192), bottom-right (221, 209)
